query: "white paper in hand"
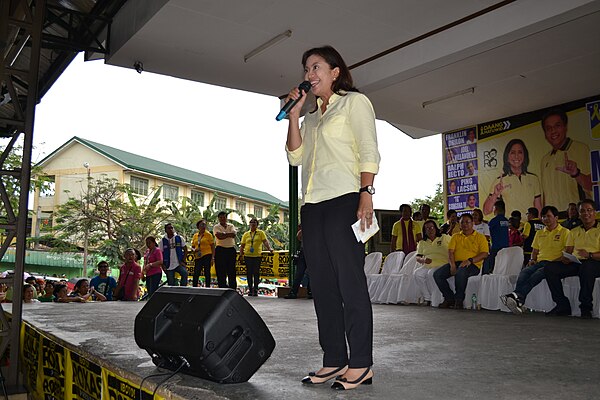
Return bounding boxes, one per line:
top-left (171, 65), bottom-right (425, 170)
top-left (351, 214), bottom-right (380, 243)
top-left (562, 251), bottom-right (582, 264)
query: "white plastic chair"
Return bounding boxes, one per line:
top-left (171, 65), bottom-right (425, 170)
top-left (363, 252), bottom-right (383, 275)
top-left (593, 278), bottom-right (600, 318)
top-left (373, 251), bottom-right (419, 304)
top-left (367, 251), bottom-right (405, 302)
top-left (479, 247), bottom-right (524, 311)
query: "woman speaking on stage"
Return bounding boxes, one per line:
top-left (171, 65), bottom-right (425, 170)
top-left (284, 45), bottom-right (380, 391)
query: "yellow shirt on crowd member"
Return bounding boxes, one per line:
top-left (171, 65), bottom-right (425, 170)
top-left (191, 231), bottom-right (214, 259)
top-left (392, 219), bottom-right (420, 251)
top-left (532, 224), bottom-right (570, 262)
top-left (448, 231), bottom-right (489, 268)
top-left (286, 92), bottom-right (380, 205)
top-left (566, 224), bottom-right (600, 260)
top-left (541, 138), bottom-right (591, 208)
top-left (241, 230), bottom-right (268, 257)
top-left (489, 173), bottom-right (541, 217)
top-left (416, 234), bottom-right (451, 268)
top-left (414, 220), bottom-right (425, 235)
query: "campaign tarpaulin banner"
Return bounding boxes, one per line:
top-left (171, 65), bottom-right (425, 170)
top-left (444, 94), bottom-right (600, 218)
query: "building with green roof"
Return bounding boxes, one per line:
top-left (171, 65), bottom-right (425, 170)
top-left (31, 136), bottom-right (288, 236)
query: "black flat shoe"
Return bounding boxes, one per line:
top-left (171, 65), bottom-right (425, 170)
top-left (301, 366), bottom-right (348, 384)
top-left (331, 367), bottom-right (373, 390)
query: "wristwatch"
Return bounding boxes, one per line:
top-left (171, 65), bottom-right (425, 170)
top-left (359, 185), bottom-right (375, 195)
top-left (468, 258), bottom-right (474, 264)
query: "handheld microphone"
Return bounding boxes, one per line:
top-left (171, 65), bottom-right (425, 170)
top-left (276, 81), bottom-right (312, 121)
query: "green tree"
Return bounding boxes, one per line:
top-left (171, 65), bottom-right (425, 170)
top-left (52, 176), bottom-right (169, 267)
top-left (0, 144), bottom-right (52, 218)
top-left (410, 183), bottom-right (444, 224)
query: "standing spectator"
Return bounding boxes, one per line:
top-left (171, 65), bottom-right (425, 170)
top-left (213, 211), bottom-right (238, 289)
top-left (440, 210), bottom-right (460, 236)
top-left (115, 248), bottom-right (142, 301)
top-left (434, 214), bottom-right (489, 309)
top-left (417, 204), bottom-right (432, 233)
top-left (38, 281), bottom-right (55, 302)
top-left (240, 218), bottom-right (273, 296)
top-left (285, 45), bottom-right (380, 389)
top-left (23, 284), bottom-right (40, 303)
top-left (391, 204), bottom-right (421, 253)
top-left (161, 223), bottom-right (188, 286)
top-left (70, 279), bottom-right (106, 301)
top-left (561, 202), bottom-right (582, 230)
top-left (501, 206), bottom-right (570, 314)
top-left (483, 200), bottom-right (509, 274)
top-left (191, 219), bottom-right (215, 288)
top-left (511, 210), bottom-right (523, 231)
top-left (540, 109), bottom-right (592, 207)
top-left (143, 237), bottom-right (163, 296)
top-left (90, 261), bottom-right (117, 301)
top-left (522, 207), bottom-right (545, 265)
top-left (53, 284), bottom-right (85, 303)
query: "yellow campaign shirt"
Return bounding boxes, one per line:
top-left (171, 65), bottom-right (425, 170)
top-left (286, 91), bottom-right (380, 205)
top-left (392, 219), bottom-right (421, 250)
top-left (541, 138), bottom-right (591, 208)
top-left (191, 231), bottom-right (214, 259)
top-left (566, 224), bottom-right (600, 260)
top-left (448, 230), bottom-right (489, 268)
top-left (241, 229), bottom-right (268, 257)
top-left (416, 234), bottom-right (451, 268)
top-left (532, 224), bottom-right (570, 262)
top-left (489, 173), bottom-right (541, 217)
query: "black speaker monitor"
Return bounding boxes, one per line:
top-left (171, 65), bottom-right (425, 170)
top-left (134, 287), bottom-right (276, 383)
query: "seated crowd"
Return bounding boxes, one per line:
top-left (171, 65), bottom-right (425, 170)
top-left (387, 200), bottom-right (600, 318)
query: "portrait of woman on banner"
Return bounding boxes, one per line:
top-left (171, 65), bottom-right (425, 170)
top-left (483, 138), bottom-right (541, 217)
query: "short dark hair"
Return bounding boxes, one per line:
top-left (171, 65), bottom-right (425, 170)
top-left (447, 209), bottom-right (457, 218)
top-left (493, 200), bottom-right (506, 214)
top-left (527, 207), bottom-right (539, 218)
top-left (460, 213), bottom-right (473, 222)
top-left (541, 108), bottom-right (568, 130)
top-left (510, 210), bottom-right (521, 219)
top-left (164, 223), bottom-right (173, 230)
top-left (578, 198), bottom-right (597, 210)
top-left (399, 204), bottom-right (411, 213)
top-left (218, 211), bottom-right (228, 217)
top-left (97, 261), bottom-right (109, 269)
top-left (541, 205), bottom-right (559, 217)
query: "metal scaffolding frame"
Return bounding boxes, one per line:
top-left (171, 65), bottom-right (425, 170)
top-left (0, 0), bottom-right (123, 391)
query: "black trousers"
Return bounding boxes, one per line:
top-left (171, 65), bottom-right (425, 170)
top-left (301, 192), bottom-right (372, 368)
top-left (215, 246), bottom-right (237, 289)
top-left (578, 259), bottom-right (600, 312)
top-left (245, 256), bottom-right (261, 294)
top-left (193, 254), bottom-right (212, 287)
top-left (545, 262), bottom-right (579, 312)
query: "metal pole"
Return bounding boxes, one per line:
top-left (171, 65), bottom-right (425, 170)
top-left (83, 163), bottom-right (90, 276)
top-left (288, 165), bottom-right (298, 283)
top-left (7, 0), bottom-right (46, 390)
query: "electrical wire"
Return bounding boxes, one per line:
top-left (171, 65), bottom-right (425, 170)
top-left (152, 359), bottom-right (188, 398)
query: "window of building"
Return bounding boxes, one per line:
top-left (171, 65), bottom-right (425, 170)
top-left (41, 175), bottom-right (55, 197)
top-left (214, 196), bottom-right (227, 211)
top-left (130, 176), bottom-right (148, 196)
top-left (253, 205), bottom-right (263, 218)
top-left (163, 184), bottom-right (179, 201)
top-left (236, 201), bottom-right (246, 216)
top-left (191, 190), bottom-right (205, 207)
